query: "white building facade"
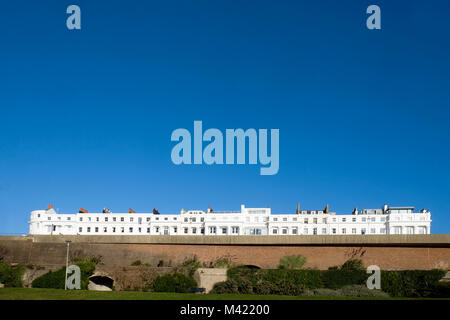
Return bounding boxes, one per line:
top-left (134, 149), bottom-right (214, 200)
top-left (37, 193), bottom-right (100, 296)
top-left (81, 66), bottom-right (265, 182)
top-left (28, 204), bottom-right (431, 236)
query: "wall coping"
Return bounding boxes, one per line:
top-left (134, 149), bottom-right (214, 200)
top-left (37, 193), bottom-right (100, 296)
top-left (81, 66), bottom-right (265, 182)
top-left (0, 234), bottom-right (449, 247)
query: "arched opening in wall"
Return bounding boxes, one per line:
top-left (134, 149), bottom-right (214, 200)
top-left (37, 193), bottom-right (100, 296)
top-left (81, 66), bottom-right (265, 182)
top-left (88, 275), bottom-right (114, 291)
top-left (242, 265), bottom-right (261, 269)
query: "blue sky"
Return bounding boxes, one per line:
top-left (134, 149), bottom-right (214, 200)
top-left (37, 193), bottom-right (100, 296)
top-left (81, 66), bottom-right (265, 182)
top-left (0, 1), bottom-right (449, 234)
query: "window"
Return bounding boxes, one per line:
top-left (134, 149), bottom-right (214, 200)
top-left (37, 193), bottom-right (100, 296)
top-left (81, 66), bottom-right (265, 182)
top-left (79, 217), bottom-right (83, 222)
top-left (67, 217), bottom-right (71, 221)
top-left (95, 227), bottom-right (99, 233)
top-left (138, 227), bottom-right (142, 233)
top-left (38, 214), bottom-right (41, 218)
top-left (174, 227), bottom-right (177, 233)
top-left (313, 228), bottom-right (317, 235)
top-left (146, 217), bottom-right (150, 222)
top-left (200, 218), bottom-right (204, 222)
top-left (342, 218), bottom-right (346, 222)
top-left (121, 217), bottom-right (124, 222)
top-left (273, 218), bottom-right (278, 222)
top-left (192, 218), bottom-right (196, 222)
top-left (352, 228), bottom-right (357, 234)
top-left (313, 218), bottom-right (318, 224)
top-left (164, 217), bottom-right (168, 221)
top-left (362, 217), bottom-right (366, 222)
top-left (183, 228), bottom-right (187, 234)
top-left (105, 217), bottom-right (108, 222)
top-left (192, 227), bottom-right (197, 234)
top-left (96, 217), bottom-right (99, 222)
top-left (200, 228), bottom-right (204, 234)
top-left (147, 228), bottom-right (150, 233)
top-left (380, 228), bottom-right (385, 234)
top-left (130, 218), bottom-right (134, 222)
top-left (380, 217), bottom-right (386, 222)
top-left (283, 218), bottom-right (287, 222)
top-left (292, 228), bottom-right (298, 234)
top-left (304, 218), bottom-right (308, 224)
top-left (184, 218), bottom-right (188, 222)
top-left (113, 217), bottom-right (116, 222)
top-left (332, 218), bottom-right (336, 222)
top-left (113, 227), bottom-right (116, 233)
top-left (322, 218), bottom-right (327, 223)
top-left (222, 227), bottom-right (227, 235)
top-left (303, 228), bottom-right (308, 234)
top-left (87, 227), bottom-right (91, 232)
top-left (121, 227), bottom-right (124, 233)
top-left (332, 228), bottom-right (336, 234)
top-left (352, 218), bottom-right (356, 222)
top-left (371, 228), bottom-right (376, 234)
top-left (282, 228), bottom-right (288, 235)
top-left (155, 227), bottom-right (160, 233)
top-left (48, 217), bottom-right (51, 220)
top-left (406, 226), bottom-right (414, 234)
top-left (78, 227), bottom-right (82, 233)
top-left (361, 228), bottom-right (366, 235)
top-left (129, 227), bottom-right (133, 233)
top-left (293, 218), bottom-right (297, 221)
top-left (342, 228), bottom-right (346, 234)
top-left (232, 227), bottom-right (239, 234)
top-left (273, 229), bottom-right (278, 234)
top-left (103, 227), bottom-right (107, 233)
top-left (322, 228), bottom-right (326, 234)
top-left (418, 226), bottom-right (426, 234)
top-left (371, 217), bottom-right (376, 222)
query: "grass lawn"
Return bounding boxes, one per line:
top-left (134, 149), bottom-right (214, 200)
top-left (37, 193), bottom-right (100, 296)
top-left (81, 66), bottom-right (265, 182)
top-left (0, 288), bottom-right (447, 300)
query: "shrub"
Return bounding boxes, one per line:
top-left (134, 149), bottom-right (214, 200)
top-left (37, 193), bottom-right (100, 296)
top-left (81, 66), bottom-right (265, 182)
top-left (340, 285), bottom-right (389, 297)
top-left (429, 282), bottom-right (450, 298)
top-left (0, 263), bottom-right (25, 287)
top-left (211, 280), bottom-right (239, 294)
top-left (131, 260), bottom-right (142, 266)
top-left (152, 272), bottom-right (197, 293)
top-left (340, 259), bottom-right (365, 271)
top-left (278, 255), bottom-right (307, 270)
top-left (321, 269), bottom-right (367, 289)
top-left (31, 262), bottom-right (96, 289)
top-left (213, 258), bottom-right (233, 268)
top-left (381, 269), bottom-right (446, 297)
top-left (175, 257), bottom-right (202, 277)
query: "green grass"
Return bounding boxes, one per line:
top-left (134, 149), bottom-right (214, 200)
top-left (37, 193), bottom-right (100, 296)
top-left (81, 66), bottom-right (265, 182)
top-left (0, 288), bottom-right (448, 300)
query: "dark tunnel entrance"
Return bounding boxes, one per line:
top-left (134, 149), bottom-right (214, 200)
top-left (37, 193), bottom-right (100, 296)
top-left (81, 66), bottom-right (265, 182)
top-left (89, 275), bottom-right (114, 289)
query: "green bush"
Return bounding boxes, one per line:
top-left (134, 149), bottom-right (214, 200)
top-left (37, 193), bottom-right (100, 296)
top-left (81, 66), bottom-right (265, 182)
top-left (381, 269), bottom-right (446, 297)
top-left (278, 255), bottom-right (307, 270)
top-left (340, 259), bottom-right (365, 271)
top-left (152, 272), bottom-right (197, 293)
top-left (321, 269), bottom-right (367, 289)
top-left (31, 262), bottom-right (96, 289)
top-left (131, 260), bottom-right (142, 266)
top-left (175, 257), bottom-right (202, 277)
top-left (213, 258), bottom-right (233, 268)
top-left (0, 263), bottom-right (25, 287)
top-left (217, 266), bottom-right (446, 297)
top-left (211, 280), bottom-right (239, 294)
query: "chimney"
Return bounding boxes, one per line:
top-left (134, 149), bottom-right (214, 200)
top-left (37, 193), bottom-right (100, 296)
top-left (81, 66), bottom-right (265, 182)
top-left (324, 204), bottom-right (329, 214)
top-left (79, 208), bottom-right (88, 213)
top-left (47, 204), bottom-right (53, 210)
top-left (296, 203), bottom-right (300, 215)
top-left (207, 206), bottom-right (213, 213)
top-left (128, 208), bottom-right (136, 214)
top-left (353, 207), bottom-right (359, 215)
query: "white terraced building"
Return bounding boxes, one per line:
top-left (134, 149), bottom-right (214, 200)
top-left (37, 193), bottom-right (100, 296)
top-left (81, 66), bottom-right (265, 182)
top-left (28, 204), bottom-right (431, 236)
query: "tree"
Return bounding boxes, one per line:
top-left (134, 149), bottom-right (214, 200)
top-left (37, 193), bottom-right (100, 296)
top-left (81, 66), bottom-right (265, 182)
top-left (278, 255), bottom-right (307, 270)
top-left (340, 259), bottom-right (365, 271)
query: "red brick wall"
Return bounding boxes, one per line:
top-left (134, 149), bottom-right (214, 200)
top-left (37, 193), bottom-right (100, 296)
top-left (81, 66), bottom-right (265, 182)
top-left (1, 239), bottom-right (449, 270)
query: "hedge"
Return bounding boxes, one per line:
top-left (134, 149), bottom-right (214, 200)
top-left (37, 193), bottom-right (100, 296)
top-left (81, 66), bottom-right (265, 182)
top-left (210, 266), bottom-right (448, 297)
top-left (31, 262), bottom-right (96, 289)
top-left (0, 263), bottom-right (25, 287)
top-left (152, 272), bottom-right (197, 293)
